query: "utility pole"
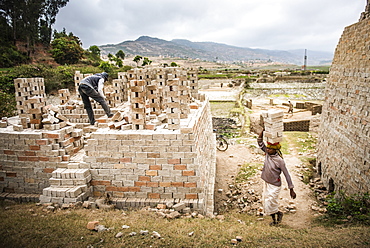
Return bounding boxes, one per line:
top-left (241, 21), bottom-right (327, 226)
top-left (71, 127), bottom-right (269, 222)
top-left (303, 49), bottom-right (307, 71)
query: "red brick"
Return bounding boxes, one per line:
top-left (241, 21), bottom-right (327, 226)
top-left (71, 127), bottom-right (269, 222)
top-left (28, 156), bottom-right (39, 161)
top-left (148, 193), bottom-right (160, 199)
top-left (171, 182), bottom-right (184, 187)
top-left (138, 176), bottom-right (151, 181)
top-left (174, 164), bottom-right (186, 170)
top-left (146, 170), bottom-right (158, 176)
top-left (147, 182), bottom-right (159, 187)
top-left (185, 193), bottom-right (198, 199)
top-left (43, 168), bottom-right (55, 173)
top-left (36, 139), bottom-right (48, 145)
top-left (128, 187), bottom-right (140, 192)
top-left (25, 151), bottom-right (36, 156)
top-left (4, 150), bottom-right (15, 155)
top-left (91, 180), bottom-right (111, 186)
top-left (106, 186), bottom-right (118, 191)
top-left (39, 156), bottom-right (49, 161)
top-left (46, 133), bottom-right (61, 139)
top-left (135, 181), bottom-right (147, 187)
top-left (182, 170), bottom-right (195, 176)
top-left (120, 157), bottom-right (132, 163)
top-left (184, 182), bottom-right (197, 187)
top-left (149, 165), bottom-right (161, 170)
top-left (30, 119), bottom-right (41, 124)
top-left (18, 156), bottom-right (28, 161)
top-left (29, 145), bottom-right (40, 150)
top-left (168, 158), bottom-right (181, 164)
top-left (6, 172), bottom-right (16, 177)
top-left (159, 182), bottom-right (171, 187)
top-left (117, 187), bottom-right (129, 192)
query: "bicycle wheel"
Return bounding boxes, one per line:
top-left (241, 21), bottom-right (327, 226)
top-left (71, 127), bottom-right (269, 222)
top-left (216, 136), bottom-right (228, 151)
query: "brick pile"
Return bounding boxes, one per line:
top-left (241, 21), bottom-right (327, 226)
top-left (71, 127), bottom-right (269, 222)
top-left (14, 78), bottom-right (46, 129)
top-left (260, 109), bottom-right (284, 143)
top-left (40, 168), bottom-right (92, 204)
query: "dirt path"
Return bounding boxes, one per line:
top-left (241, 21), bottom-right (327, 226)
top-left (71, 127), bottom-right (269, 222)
top-left (214, 141), bottom-right (316, 229)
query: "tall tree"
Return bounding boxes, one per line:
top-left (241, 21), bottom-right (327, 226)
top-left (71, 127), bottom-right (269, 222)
top-left (49, 29), bottom-right (83, 64)
top-left (39, 0), bottom-right (69, 45)
top-left (0, 0), bottom-right (69, 51)
top-left (116, 50), bottom-right (125, 60)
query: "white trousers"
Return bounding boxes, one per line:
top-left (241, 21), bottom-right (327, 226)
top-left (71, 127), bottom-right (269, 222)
top-left (263, 182), bottom-right (281, 215)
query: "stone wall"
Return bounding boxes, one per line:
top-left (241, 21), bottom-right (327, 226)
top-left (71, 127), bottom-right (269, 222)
top-left (316, 14), bottom-right (370, 194)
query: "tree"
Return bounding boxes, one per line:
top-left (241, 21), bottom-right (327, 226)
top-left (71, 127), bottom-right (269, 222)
top-left (116, 50), bottom-right (125, 60)
top-left (98, 61), bottom-right (113, 74)
top-left (133, 55), bottom-right (142, 67)
top-left (107, 53), bottom-right (114, 61)
top-left (142, 57), bottom-right (152, 66)
top-left (0, 0), bottom-right (69, 50)
top-left (170, 62), bottom-right (178, 67)
top-left (86, 45), bottom-right (101, 60)
top-left (39, 0), bottom-right (69, 46)
top-left (49, 30), bottom-right (84, 64)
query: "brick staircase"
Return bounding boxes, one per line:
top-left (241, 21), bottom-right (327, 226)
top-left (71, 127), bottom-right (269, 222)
top-left (39, 168), bottom-right (92, 204)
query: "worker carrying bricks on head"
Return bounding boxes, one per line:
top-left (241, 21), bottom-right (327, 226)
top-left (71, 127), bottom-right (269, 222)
top-left (78, 72), bottom-right (113, 125)
top-left (258, 110), bottom-right (296, 225)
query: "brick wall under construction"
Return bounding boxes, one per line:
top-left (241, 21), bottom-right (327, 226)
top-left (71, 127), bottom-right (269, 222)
top-left (316, 11), bottom-right (370, 195)
top-left (0, 67), bottom-right (216, 214)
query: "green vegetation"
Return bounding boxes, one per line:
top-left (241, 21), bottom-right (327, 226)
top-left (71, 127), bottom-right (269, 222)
top-left (50, 29), bottom-right (84, 65)
top-left (235, 163), bottom-right (262, 183)
top-left (0, 201), bottom-right (369, 248)
top-left (0, 0), bottom-right (69, 67)
top-left (209, 101), bottom-right (236, 117)
top-left (324, 192), bottom-right (370, 225)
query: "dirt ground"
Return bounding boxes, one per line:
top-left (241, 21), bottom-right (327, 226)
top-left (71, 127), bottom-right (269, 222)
top-left (214, 101), bottom-right (317, 229)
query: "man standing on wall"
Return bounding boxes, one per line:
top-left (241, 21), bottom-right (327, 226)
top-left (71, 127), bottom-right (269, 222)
top-left (258, 128), bottom-right (296, 225)
top-left (78, 72), bottom-right (113, 125)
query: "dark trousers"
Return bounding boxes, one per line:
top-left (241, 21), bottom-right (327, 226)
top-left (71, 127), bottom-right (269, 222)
top-left (78, 84), bottom-right (112, 125)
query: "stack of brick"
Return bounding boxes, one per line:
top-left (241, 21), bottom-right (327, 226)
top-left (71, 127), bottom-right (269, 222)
top-left (74, 71), bottom-right (92, 95)
top-left (39, 168), bottom-right (92, 204)
top-left (188, 69), bottom-right (199, 100)
top-left (130, 80), bottom-right (146, 130)
top-left (14, 78), bottom-right (46, 129)
top-left (261, 109), bottom-right (284, 143)
top-left (58, 104), bottom-right (105, 123)
top-left (58, 89), bottom-right (71, 105)
top-left (165, 77), bottom-right (181, 130)
top-left (0, 126), bottom-right (84, 194)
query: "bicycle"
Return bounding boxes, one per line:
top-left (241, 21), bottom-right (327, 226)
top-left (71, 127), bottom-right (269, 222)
top-left (214, 130), bottom-right (228, 151)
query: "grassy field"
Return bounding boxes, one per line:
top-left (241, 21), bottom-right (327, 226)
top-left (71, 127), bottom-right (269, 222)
top-left (0, 201), bottom-right (369, 248)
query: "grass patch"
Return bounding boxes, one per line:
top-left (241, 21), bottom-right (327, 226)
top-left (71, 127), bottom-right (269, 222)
top-left (0, 201), bottom-right (369, 248)
top-left (282, 132), bottom-right (317, 154)
top-left (210, 101), bottom-right (236, 117)
top-left (235, 163), bottom-right (262, 183)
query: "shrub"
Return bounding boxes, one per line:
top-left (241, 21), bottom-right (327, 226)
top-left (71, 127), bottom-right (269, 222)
top-left (326, 191), bottom-right (370, 225)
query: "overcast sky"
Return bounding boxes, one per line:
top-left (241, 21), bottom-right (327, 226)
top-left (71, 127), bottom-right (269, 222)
top-left (54, 0), bottom-right (366, 53)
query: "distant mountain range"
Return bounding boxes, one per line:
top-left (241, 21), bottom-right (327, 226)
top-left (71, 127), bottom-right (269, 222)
top-left (99, 36), bottom-right (333, 66)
